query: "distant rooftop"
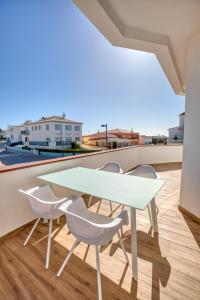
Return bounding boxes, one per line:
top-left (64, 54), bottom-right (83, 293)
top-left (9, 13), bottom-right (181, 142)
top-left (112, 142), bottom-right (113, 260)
top-left (8, 115), bottom-right (82, 128)
top-left (84, 129), bottom-right (139, 140)
top-left (28, 115), bottom-right (82, 125)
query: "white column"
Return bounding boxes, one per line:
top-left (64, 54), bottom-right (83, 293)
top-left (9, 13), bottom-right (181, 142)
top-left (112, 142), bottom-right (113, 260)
top-left (180, 31), bottom-right (200, 218)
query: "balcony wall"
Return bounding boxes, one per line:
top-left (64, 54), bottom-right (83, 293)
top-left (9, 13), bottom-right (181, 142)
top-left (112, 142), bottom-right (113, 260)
top-left (0, 145), bottom-right (183, 237)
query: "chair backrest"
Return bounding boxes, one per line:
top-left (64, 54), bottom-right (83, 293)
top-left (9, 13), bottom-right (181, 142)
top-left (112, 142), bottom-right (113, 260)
top-left (127, 164), bottom-right (159, 179)
top-left (99, 162), bottom-right (123, 174)
top-left (20, 185), bottom-right (56, 217)
top-left (59, 196), bottom-right (124, 246)
top-left (59, 197), bottom-right (105, 245)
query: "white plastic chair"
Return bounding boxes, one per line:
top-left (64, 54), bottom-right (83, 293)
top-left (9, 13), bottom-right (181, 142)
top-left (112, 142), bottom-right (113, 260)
top-left (126, 164), bottom-right (160, 179)
top-left (88, 162), bottom-right (124, 212)
top-left (99, 162), bottom-right (123, 174)
top-left (57, 196), bottom-right (129, 300)
top-left (19, 185), bottom-right (68, 269)
top-left (126, 165), bottom-right (160, 225)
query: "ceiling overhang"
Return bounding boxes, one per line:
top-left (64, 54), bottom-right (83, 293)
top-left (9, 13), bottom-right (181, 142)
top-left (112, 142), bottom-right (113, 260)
top-left (74, 0), bottom-right (185, 95)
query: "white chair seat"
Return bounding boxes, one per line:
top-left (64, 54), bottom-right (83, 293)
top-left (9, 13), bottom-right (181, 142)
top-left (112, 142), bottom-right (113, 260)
top-left (81, 210), bottom-right (115, 224)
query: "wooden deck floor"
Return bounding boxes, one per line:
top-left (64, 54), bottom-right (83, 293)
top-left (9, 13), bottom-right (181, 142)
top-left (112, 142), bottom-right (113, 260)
top-left (0, 163), bottom-right (200, 300)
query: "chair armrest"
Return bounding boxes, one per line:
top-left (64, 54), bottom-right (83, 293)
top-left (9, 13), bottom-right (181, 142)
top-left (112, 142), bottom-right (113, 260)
top-left (19, 189), bottom-right (68, 205)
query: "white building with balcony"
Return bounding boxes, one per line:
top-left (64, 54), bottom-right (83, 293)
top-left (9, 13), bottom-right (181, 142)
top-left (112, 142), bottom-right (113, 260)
top-left (6, 115), bottom-right (83, 149)
top-left (168, 112), bottom-right (185, 143)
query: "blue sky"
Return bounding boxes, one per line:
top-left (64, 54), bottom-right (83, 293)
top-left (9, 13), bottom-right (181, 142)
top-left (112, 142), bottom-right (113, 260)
top-left (0, 0), bottom-right (185, 135)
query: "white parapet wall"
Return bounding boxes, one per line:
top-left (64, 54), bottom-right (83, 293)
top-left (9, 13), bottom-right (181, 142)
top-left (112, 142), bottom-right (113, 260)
top-left (0, 145), bottom-right (183, 237)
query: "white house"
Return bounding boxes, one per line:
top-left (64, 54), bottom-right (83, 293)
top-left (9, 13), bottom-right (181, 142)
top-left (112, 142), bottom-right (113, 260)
top-left (168, 112), bottom-right (184, 143)
top-left (6, 125), bottom-right (24, 144)
top-left (6, 115), bottom-right (83, 149)
top-left (139, 135), bottom-right (153, 145)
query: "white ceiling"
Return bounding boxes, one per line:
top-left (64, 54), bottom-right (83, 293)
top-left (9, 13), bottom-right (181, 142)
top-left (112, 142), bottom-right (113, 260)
top-left (74, 0), bottom-right (200, 95)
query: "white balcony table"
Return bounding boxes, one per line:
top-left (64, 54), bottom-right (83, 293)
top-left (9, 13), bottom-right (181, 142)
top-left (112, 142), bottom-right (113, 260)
top-left (38, 167), bottom-right (164, 280)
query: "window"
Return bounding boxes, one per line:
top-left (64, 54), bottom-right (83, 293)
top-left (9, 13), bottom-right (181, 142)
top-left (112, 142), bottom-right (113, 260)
top-left (32, 126), bottom-right (34, 131)
top-left (46, 138), bottom-right (50, 142)
top-left (46, 124), bottom-right (49, 130)
top-left (55, 124), bottom-right (62, 130)
top-left (35, 125), bottom-right (37, 130)
top-left (75, 137), bottom-right (80, 142)
top-left (75, 125), bottom-right (80, 131)
top-left (65, 125), bottom-right (72, 131)
top-left (11, 134), bottom-right (14, 139)
top-left (66, 137), bottom-right (72, 142)
top-left (10, 128), bottom-right (13, 132)
top-left (39, 125), bottom-right (41, 130)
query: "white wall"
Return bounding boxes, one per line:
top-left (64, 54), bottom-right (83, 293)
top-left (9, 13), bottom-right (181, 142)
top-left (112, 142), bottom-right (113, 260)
top-left (6, 126), bottom-right (22, 144)
top-left (25, 122), bottom-right (82, 145)
top-left (180, 32), bottom-right (200, 218)
top-left (179, 114), bottom-right (184, 128)
top-left (168, 127), bottom-right (184, 140)
top-left (0, 145), bottom-right (182, 237)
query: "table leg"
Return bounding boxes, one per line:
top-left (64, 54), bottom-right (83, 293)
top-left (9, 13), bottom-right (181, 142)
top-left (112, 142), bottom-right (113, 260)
top-left (150, 198), bottom-right (158, 233)
top-left (130, 207), bottom-right (138, 280)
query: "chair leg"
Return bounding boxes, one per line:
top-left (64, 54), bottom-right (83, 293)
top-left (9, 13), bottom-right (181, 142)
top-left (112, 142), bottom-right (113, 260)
top-left (57, 217), bottom-right (60, 225)
top-left (96, 199), bottom-right (102, 213)
top-left (24, 218), bottom-right (40, 246)
top-left (117, 232), bottom-right (129, 264)
top-left (95, 246), bottom-right (102, 300)
top-left (109, 201), bottom-right (113, 214)
top-left (147, 204), bottom-right (153, 226)
top-left (121, 205), bottom-right (125, 236)
top-left (88, 195), bottom-right (93, 207)
top-left (45, 219), bottom-right (53, 269)
top-left (57, 239), bottom-right (79, 277)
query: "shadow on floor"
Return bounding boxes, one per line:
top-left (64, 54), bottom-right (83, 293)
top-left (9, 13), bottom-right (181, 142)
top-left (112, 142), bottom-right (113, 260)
top-left (180, 210), bottom-right (200, 248)
top-left (110, 228), bottom-right (171, 300)
top-left (153, 163), bottom-right (182, 172)
top-left (1, 218), bottom-right (141, 300)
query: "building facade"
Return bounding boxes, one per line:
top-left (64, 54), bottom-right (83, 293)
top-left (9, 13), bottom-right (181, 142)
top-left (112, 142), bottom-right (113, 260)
top-left (139, 135), bottom-right (153, 145)
top-left (168, 112), bottom-right (184, 143)
top-left (6, 115), bottom-right (82, 149)
top-left (83, 129), bottom-right (139, 148)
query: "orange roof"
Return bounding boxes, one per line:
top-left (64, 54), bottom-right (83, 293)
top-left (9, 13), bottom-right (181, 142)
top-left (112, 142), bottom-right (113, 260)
top-left (84, 129), bottom-right (139, 141)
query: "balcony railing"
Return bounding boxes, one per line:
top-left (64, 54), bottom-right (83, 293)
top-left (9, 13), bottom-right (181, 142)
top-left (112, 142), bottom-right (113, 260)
top-left (29, 141), bottom-right (49, 146)
top-left (21, 130), bottom-right (30, 135)
top-left (56, 141), bottom-right (71, 146)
